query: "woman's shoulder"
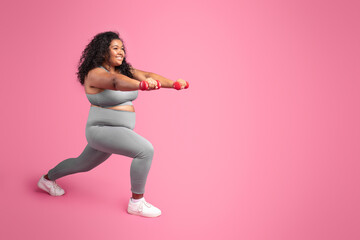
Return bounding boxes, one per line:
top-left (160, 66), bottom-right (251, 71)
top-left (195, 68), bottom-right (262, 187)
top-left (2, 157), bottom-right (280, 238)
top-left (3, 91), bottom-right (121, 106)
top-left (84, 67), bottom-right (110, 94)
top-left (86, 67), bottom-right (109, 80)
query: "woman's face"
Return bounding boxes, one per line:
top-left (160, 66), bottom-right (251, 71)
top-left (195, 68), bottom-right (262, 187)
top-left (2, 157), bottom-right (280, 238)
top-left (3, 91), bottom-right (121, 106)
top-left (107, 39), bottom-right (125, 66)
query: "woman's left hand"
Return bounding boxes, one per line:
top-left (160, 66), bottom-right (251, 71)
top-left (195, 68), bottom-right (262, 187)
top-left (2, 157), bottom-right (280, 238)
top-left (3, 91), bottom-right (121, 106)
top-left (175, 79), bottom-right (187, 89)
top-left (145, 77), bottom-right (160, 89)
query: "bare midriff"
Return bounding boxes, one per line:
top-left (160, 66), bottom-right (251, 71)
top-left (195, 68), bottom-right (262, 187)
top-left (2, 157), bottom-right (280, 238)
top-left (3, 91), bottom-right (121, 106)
top-left (91, 104), bottom-right (135, 112)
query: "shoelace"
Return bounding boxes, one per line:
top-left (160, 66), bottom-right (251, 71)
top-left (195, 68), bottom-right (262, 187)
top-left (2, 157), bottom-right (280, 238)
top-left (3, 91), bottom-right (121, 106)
top-left (143, 201), bottom-right (152, 208)
top-left (50, 181), bottom-right (62, 192)
top-left (136, 200), bottom-right (152, 213)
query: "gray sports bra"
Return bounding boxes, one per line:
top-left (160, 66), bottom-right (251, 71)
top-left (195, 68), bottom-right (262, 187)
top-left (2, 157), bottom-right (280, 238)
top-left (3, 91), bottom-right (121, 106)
top-left (86, 66), bottom-right (138, 107)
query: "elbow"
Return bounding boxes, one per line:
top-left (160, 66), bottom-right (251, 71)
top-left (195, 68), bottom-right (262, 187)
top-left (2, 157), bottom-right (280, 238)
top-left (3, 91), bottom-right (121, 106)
top-left (112, 77), bottom-right (118, 90)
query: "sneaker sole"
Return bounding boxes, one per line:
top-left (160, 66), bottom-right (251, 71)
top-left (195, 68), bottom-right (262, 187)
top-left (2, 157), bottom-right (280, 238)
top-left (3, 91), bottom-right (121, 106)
top-left (127, 208), bottom-right (161, 218)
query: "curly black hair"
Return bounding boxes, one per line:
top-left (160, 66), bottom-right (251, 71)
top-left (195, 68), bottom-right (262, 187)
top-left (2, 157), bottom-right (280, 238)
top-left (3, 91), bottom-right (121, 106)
top-left (77, 31), bottom-right (134, 85)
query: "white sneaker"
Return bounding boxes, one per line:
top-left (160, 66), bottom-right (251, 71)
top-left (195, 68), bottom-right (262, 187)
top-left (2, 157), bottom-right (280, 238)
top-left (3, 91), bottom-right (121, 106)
top-left (37, 175), bottom-right (65, 196)
top-left (127, 197), bottom-right (161, 217)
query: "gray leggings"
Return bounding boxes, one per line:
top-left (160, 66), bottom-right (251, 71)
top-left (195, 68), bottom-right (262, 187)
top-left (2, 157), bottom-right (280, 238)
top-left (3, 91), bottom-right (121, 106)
top-left (47, 106), bottom-right (154, 194)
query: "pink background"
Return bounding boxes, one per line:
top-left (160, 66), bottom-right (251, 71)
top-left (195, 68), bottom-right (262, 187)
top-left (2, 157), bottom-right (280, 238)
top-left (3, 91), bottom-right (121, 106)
top-left (1, 0), bottom-right (359, 239)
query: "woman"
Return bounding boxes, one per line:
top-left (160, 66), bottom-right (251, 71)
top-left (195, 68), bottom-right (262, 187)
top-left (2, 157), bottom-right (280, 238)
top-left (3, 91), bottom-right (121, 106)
top-left (37, 31), bottom-right (188, 218)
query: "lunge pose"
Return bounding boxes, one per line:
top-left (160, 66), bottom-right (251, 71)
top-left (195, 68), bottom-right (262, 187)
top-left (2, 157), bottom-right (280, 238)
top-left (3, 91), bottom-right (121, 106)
top-left (37, 31), bottom-right (189, 218)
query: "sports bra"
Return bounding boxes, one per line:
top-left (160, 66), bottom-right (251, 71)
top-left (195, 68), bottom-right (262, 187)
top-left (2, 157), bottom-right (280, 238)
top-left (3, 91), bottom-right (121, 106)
top-left (86, 66), bottom-right (138, 107)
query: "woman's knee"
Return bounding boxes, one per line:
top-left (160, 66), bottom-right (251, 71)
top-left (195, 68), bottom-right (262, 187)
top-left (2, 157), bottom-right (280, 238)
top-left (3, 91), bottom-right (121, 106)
top-left (137, 141), bottom-right (154, 159)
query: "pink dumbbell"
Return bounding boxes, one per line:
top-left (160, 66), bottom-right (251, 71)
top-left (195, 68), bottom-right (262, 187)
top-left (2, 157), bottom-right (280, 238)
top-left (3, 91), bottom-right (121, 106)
top-left (173, 81), bottom-right (189, 90)
top-left (156, 80), bottom-right (161, 89)
top-left (139, 80), bottom-right (161, 91)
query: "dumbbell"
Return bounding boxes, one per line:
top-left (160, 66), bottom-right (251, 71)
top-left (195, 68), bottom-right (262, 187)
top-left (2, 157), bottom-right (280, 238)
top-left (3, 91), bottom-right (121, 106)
top-left (139, 80), bottom-right (161, 91)
top-left (173, 81), bottom-right (189, 90)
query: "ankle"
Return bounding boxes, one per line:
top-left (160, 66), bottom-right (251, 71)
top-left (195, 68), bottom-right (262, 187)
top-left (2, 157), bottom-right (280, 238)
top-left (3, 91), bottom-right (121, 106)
top-left (44, 174), bottom-right (50, 180)
top-left (132, 193), bottom-right (144, 199)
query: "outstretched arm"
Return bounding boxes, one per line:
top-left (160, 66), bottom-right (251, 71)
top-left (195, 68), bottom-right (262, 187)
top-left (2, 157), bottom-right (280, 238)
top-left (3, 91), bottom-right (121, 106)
top-left (86, 67), bottom-right (158, 91)
top-left (147, 72), bottom-right (174, 88)
top-left (87, 68), bottom-right (140, 91)
top-left (131, 68), bottom-right (187, 89)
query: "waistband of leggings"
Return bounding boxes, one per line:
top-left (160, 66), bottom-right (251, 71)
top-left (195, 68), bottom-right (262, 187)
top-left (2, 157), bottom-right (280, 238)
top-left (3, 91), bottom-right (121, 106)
top-left (86, 106), bottom-right (136, 128)
top-left (90, 105), bottom-right (135, 113)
